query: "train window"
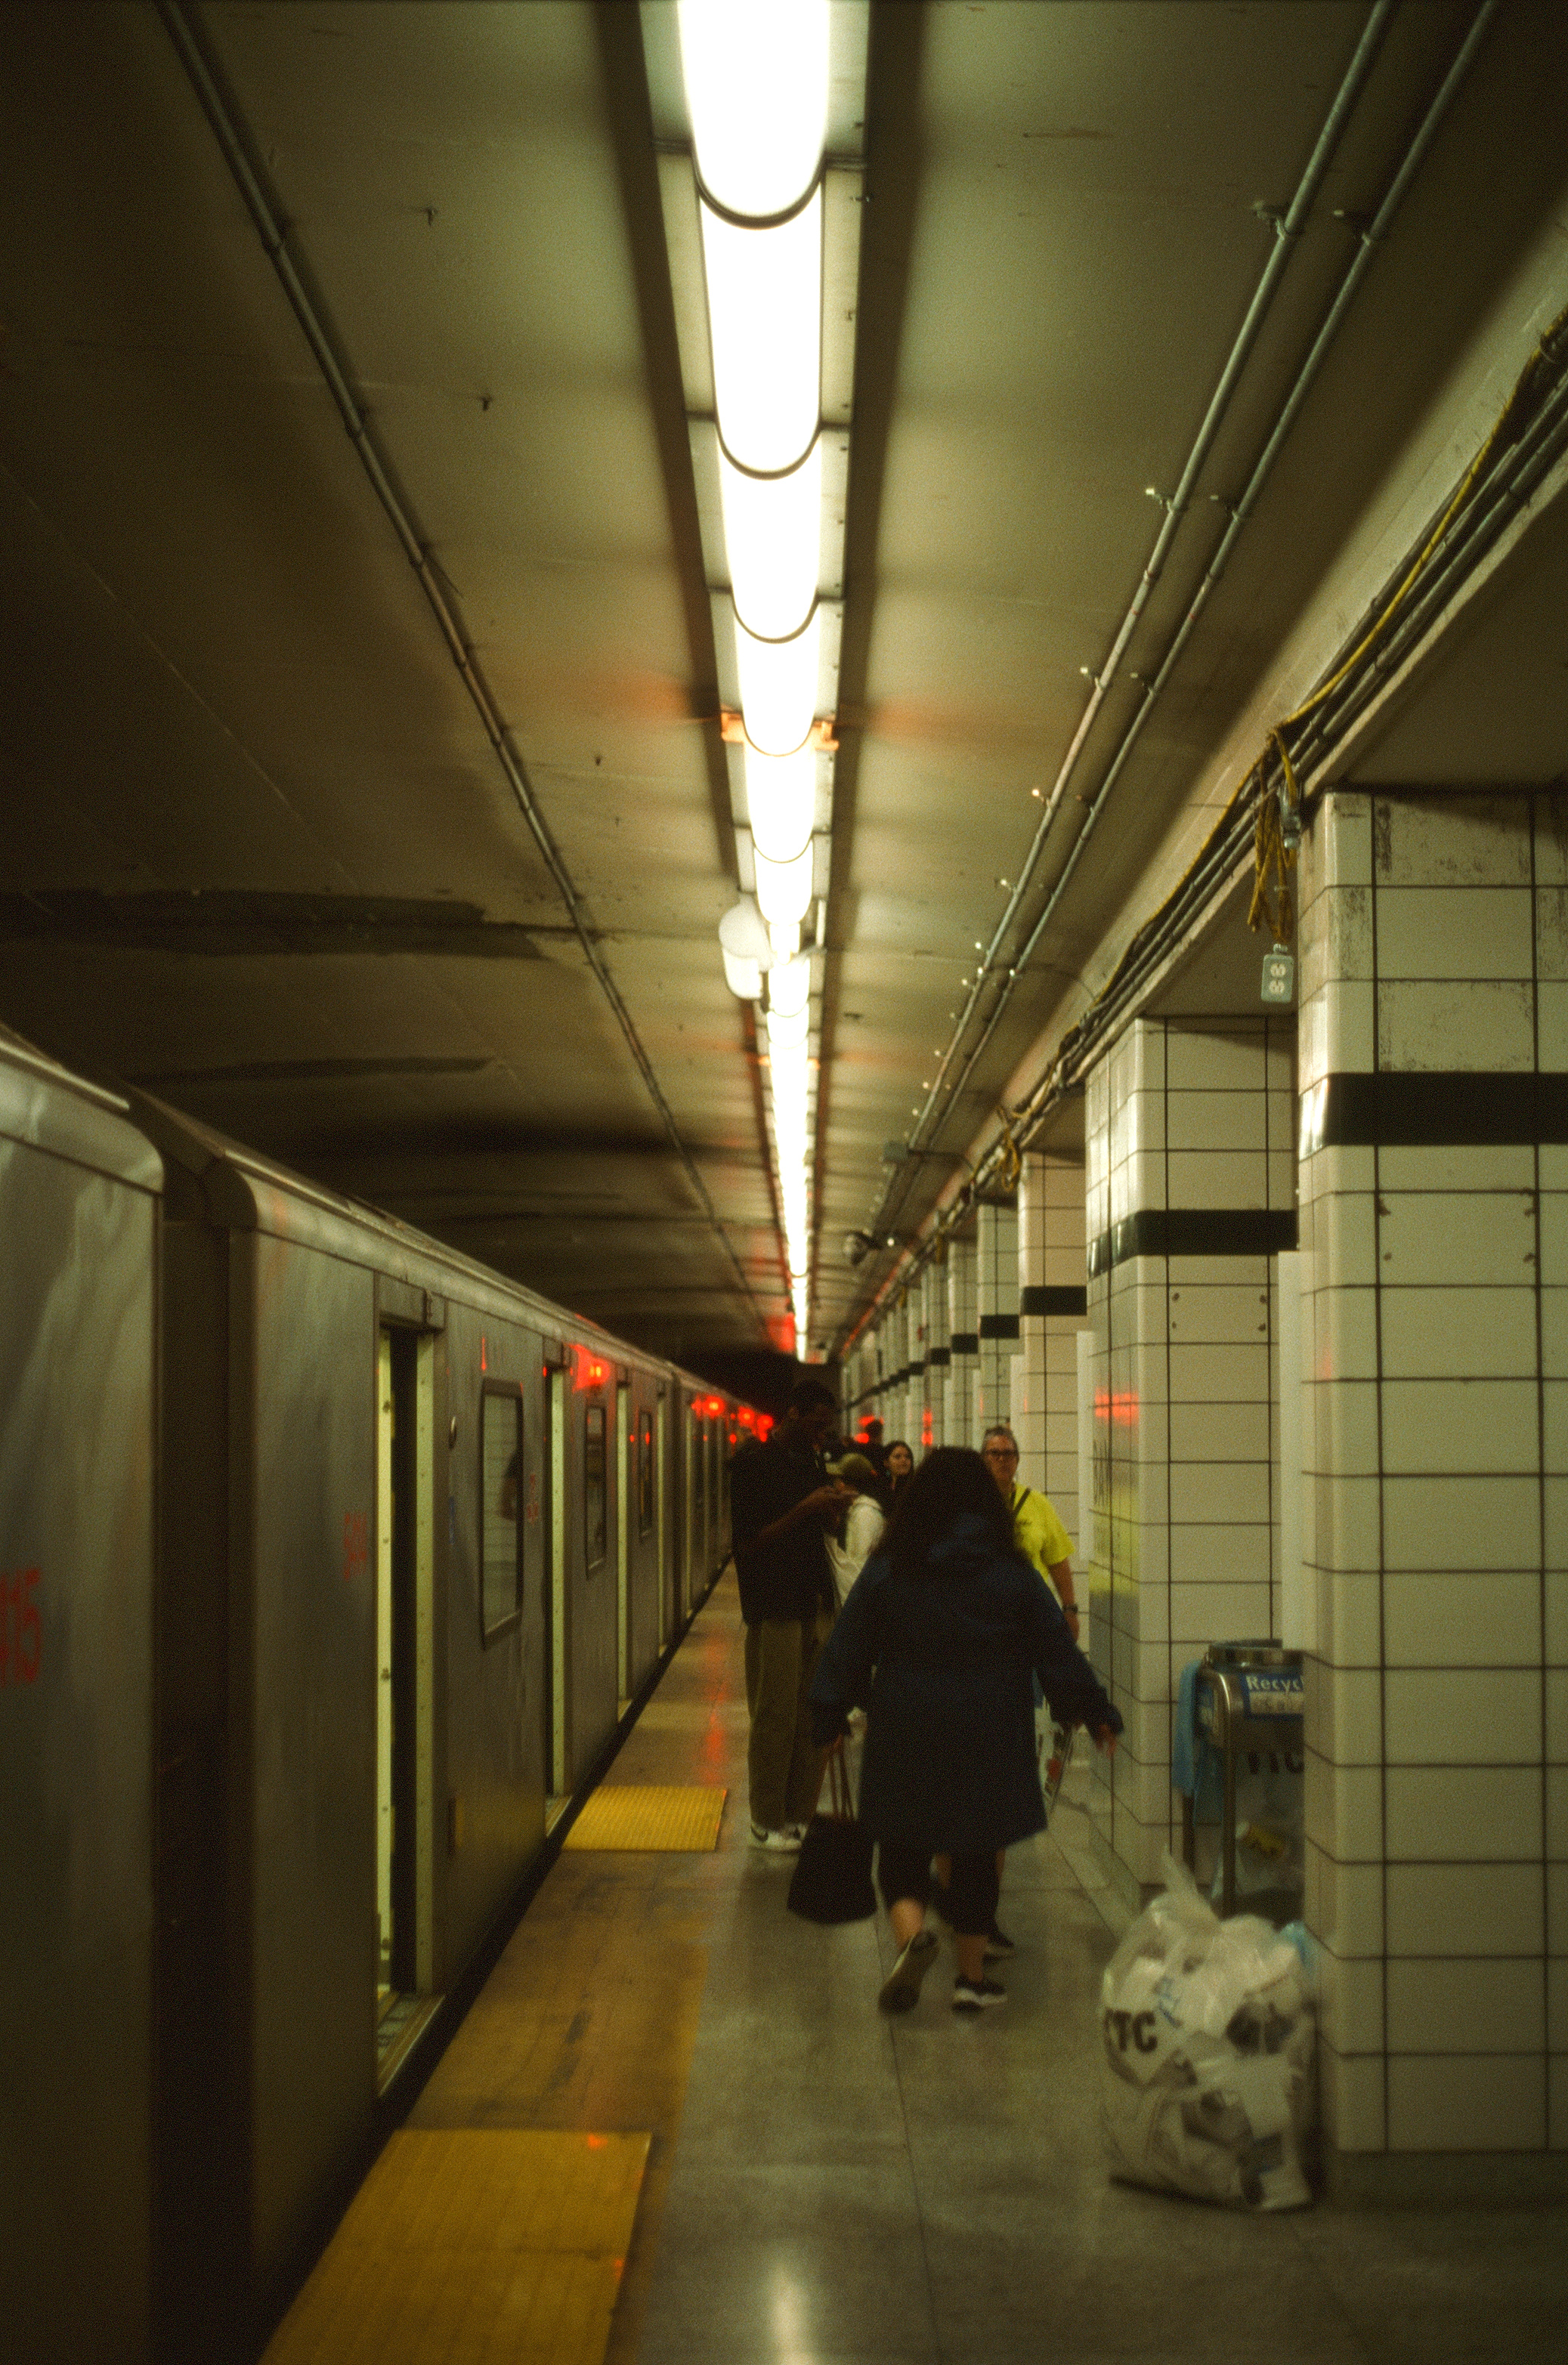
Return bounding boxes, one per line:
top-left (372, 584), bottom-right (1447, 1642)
top-left (638, 1407), bottom-right (654, 1539)
top-left (585, 1400), bottom-right (607, 1571)
top-left (481, 1384), bottom-right (524, 1640)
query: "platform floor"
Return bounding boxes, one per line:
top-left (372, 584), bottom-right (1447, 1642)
top-left (401, 1571), bottom-right (1566, 2365)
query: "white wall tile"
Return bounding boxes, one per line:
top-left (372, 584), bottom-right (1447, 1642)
top-left (1383, 1475), bottom-right (1541, 1571)
top-left (1386, 2054), bottom-right (1546, 2151)
top-left (1539, 1197), bottom-right (1568, 1289)
top-left (1167, 1342), bottom-right (1271, 1402)
top-left (1316, 1572), bottom-right (1383, 1668)
top-left (1550, 1668), bottom-right (1568, 1762)
top-left (1384, 1670), bottom-right (1543, 1764)
top-left (1381, 1378), bottom-right (1540, 1476)
top-left (1310, 1846), bottom-right (1385, 1955)
top-left (1538, 982), bottom-right (1568, 1071)
top-left (1377, 979), bottom-right (1535, 1071)
top-left (1320, 1189), bottom-right (1379, 1288)
top-left (1385, 1863), bottom-right (1543, 1956)
top-left (1386, 1958), bottom-right (1545, 2054)
top-left (1311, 1380), bottom-right (1380, 1477)
top-left (1384, 1764), bottom-right (1545, 1860)
top-left (1164, 1149), bottom-right (1269, 1211)
top-left (1168, 1463), bottom-right (1272, 1526)
top-left (1307, 1663), bottom-right (1384, 1764)
top-left (1313, 1288), bottom-right (1378, 1383)
top-left (1549, 1770), bottom-right (1568, 1863)
top-left (1318, 1951), bottom-right (1385, 2054)
top-left (1380, 1287), bottom-right (1539, 1379)
top-left (1164, 1027), bottom-right (1266, 1092)
top-left (1317, 794), bottom-right (1375, 893)
top-left (1313, 1474), bottom-right (1382, 1572)
top-left (1550, 1960), bottom-right (1568, 2051)
top-left (1552, 1865), bottom-right (1568, 1957)
top-left (1167, 1578), bottom-right (1273, 1645)
top-left (1373, 794), bottom-right (1531, 889)
top-left (1164, 1093), bottom-right (1268, 1154)
top-left (1169, 1401), bottom-right (1271, 1462)
top-left (1377, 1146), bottom-right (1536, 1195)
top-left (1378, 1192), bottom-right (1537, 1288)
top-left (1382, 1570), bottom-right (1544, 1670)
top-left (1304, 1746), bottom-right (1384, 1859)
top-left (1375, 886), bottom-right (1534, 981)
top-left (1319, 2045), bottom-right (1385, 2152)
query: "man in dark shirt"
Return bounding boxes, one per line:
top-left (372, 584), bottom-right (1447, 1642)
top-left (729, 1377), bottom-right (853, 1850)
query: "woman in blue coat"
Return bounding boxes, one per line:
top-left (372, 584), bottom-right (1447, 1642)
top-left (810, 1447), bottom-right (1121, 2014)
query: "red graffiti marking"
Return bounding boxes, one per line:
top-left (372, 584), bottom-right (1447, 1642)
top-left (342, 1512), bottom-right (369, 1584)
top-left (0, 1568), bottom-right (41, 1685)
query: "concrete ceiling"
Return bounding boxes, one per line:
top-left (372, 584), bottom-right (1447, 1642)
top-left (2, 0), bottom-right (1565, 1378)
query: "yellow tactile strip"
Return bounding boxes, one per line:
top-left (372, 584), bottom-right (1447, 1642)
top-left (563, 1783), bottom-right (727, 1852)
top-left (263, 2128), bottom-right (650, 2365)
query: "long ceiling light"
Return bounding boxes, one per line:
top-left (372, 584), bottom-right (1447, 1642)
top-left (660, 0), bottom-right (867, 1357)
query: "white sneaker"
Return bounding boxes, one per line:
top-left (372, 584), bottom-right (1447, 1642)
top-left (749, 1823), bottom-right (802, 1853)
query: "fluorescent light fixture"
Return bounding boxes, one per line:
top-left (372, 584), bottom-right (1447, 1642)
top-left (744, 740), bottom-right (816, 864)
top-left (676, 0), bottom-right (829, 221)
top-left (753, 839), bottom-right (815, 926)
top-left (719, 439), bottom-right (821, 641)
top-left (766, 1002), bottom-right (809, 1053)
top-left (735, 611), bottom-right (820, 758)
top-left (700, 191), bottom-right (821, 476)
top-left (721, 946), bottom-right (763, 1000)
top-left (769, 953), bottom-right (812, 1018)
top-left (768, 917), bottom-right (800, 960)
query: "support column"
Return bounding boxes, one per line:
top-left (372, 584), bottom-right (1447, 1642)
top-left (946, 1231), bottom-right (979, 1448)
top-left (1083, 1014), bottom-right (1293, 1900)
top-left (1297, 787), bottom-right (1568, 2189)
top-left (922, 1254), bottom-right (950, 1450)
top-left (976, 1198), bottom-right (1019, 1432)
top-left (1016, 1153), bottom-right (1090, 1545)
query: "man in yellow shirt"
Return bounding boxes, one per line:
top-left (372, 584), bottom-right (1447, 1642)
top-left (980, 1425), bottom-right (1080, 1638)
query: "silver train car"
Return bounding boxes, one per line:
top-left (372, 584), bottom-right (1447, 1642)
top-left (0, 1029), bottom-right (748, 2363)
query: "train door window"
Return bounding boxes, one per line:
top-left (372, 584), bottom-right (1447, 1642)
top-left (376, 1321), bottom-right (438, 2087)
top-left (615, 1382), bottom-right (630, 1706)
top-left (480, 1383), bottom-right (523, 1641)
top-left (584, 1401), bottom-right (607, 1572)
top-left (638, 1408), bottom-right (654, 1538)
top-left (547, 1365), bottom-right (567, 1802)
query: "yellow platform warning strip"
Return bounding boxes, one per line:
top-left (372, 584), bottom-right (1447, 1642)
top-left (563, 1783), bottom-right (727, 1853)
top-left (263, 2128), bottom-right (650, 2365)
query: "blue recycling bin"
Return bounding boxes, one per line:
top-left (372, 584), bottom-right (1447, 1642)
top-left (1180, 1640), bottom-right (1304, 1921)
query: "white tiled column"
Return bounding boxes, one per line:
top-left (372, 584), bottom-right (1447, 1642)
top-left (1083, 1016), bottom-right (1293, 1904)
top-left (919, 1260), bottom-right (947, 1451)
top-left (946, 1230), bottom-right (979, 1447)
top-left (1016, 1153), bottom-right (1089, 1551)
top-left (1297, 788), bottom-right (1568, 2184)
top-left (976, 1198), bottom-right (1019, 1431)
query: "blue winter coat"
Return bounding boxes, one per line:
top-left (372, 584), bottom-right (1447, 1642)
top-left (809, 1512), bottom-right (1123, 1855)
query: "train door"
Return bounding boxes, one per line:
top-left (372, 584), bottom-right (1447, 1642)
top-left (688, 1408), bottom-right (705, 1617)
top-left (545, 1361), bottom-right (568, 1808)
top-left (656, 1387), bottom-right (671, 1648)
top-left (615, 1378), bottom-right (630, 1711)
top-left (376, 1322), bottom-right (437, 2085)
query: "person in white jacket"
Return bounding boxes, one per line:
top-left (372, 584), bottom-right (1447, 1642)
top-left (826, 1452), bottom-right (885, 1612)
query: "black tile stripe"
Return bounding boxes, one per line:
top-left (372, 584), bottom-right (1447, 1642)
top-left (978, 1312), bottom-right (1020, 1340)
top-left (1300, 1070), bottom-right (1568, 1153)
top-left (950, 1331), bottom-right (979, 1355)
top-left (1021, 1285), bottom-right (1088, 1317)
top-left (926, 1346), bottom-right (951, 1368)
top-left (1087, 1207), bottom-right (1297, 1273)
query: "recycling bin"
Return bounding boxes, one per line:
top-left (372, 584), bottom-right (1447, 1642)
top-left (1181, 1640), bottom-right (1304, 1921)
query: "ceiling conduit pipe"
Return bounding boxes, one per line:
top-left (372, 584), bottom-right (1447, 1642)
top-left (891, 0), bottom-right (1398, 1173)
top-left (155, 0), bottom-right (764, 1322)
top-left (914, 0), bottom-right (1500, 1155)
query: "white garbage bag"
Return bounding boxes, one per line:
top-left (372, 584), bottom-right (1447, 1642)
top-left (1100, 1852), bottom-right (1315, 2211)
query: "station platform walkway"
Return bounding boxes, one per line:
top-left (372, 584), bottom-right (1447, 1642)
top-left (274, 1572), bottom-right (1566, 2365)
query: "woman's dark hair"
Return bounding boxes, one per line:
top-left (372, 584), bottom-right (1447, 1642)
top-left (880, 1446), bottom-right (1019, 1581)
top-left (884, 1438), bottom-right (914, 1472)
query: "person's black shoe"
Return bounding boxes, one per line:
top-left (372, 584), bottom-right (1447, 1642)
top-left (878, 1929), bottom-right (939, 2013)
top-left (984, 1920), bottom-right (1016, 1961)
top-left (951, 1975), bottom-right (1007, 2014)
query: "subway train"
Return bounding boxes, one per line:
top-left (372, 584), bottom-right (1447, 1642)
top-left (0, 1025), bottom-right (752, 2365)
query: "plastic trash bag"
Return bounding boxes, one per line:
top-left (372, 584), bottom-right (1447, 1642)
top-left (1100, 1853), bottom-right (1315, 2211)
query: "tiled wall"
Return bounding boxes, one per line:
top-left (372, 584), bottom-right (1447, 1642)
top-left (946, 1232), bottom-right (979, 1448)
top-left (1298, 789), bottom-right (1568, 2167)
top-left (1084, 1016), bottom-right (1294, 1894)
top-left (1014, 1153), bottom-right (1090, 1565)
top-left (976, 1200), bottom-right (1019, 1437)
top-left (920, 1259), bottom-right (948, 1449)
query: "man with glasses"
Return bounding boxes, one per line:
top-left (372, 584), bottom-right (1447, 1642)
top-left (979, 1426), bottom-right (1080, 1637)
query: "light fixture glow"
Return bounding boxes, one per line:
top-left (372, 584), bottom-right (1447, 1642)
top-left (735, 611), bottom-right (821, 756)
top-left (721, 946), bottom-right (763, 1000)
top-left (719, 440), bottom-right (821, 641)
top-left (676, 0), bottom-right (829, 222)
top-left (753, 841), bottom-right (814, 926)
top-left (769, 954), bottom-right (812, 1018)
top-left (767, 1002), bottom-right (809, 1053)
top-left (768, 917), bottom-right (801, 960)
top-left (700, 191), bottom-right (821, 475)
top-left (745, 740), bottom-right (816, 865)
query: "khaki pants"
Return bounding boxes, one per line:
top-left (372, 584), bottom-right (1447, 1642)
top-left (744, 1613), bottom-right (829, 1832)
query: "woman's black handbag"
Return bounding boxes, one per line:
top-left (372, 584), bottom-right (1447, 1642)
top-left (787, 1742), bottom-right (876, 1924)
